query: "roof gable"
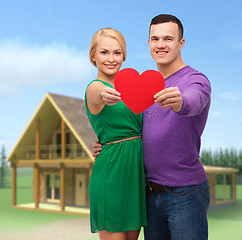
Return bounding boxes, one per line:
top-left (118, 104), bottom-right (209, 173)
top-left (7, 93), bottom-right (97, 162)
top-left (47, 93), bottom-right (97, 153)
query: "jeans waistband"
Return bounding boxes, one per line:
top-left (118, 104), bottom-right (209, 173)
top-left (146, 181), bottom-right (173, 192)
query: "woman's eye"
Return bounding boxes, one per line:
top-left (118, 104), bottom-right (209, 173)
top-left (115, 52), bottom-right (121, 55)
top-left (101, 51), bottom-right (107, 54)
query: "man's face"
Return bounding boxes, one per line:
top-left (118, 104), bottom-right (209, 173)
top-left (148, 22), bottom-right (185, 66)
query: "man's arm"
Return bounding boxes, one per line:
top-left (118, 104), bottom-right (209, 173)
top-left (92, 140), bottom-right (102, 159)
top-left (154, 75), bottom-right (211, 116)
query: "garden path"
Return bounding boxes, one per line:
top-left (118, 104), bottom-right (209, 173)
top-left (0, 217), bottom-right (95, 240)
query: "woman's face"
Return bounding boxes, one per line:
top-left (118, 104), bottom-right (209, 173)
top-left (92, 36), bottom-right (124, 80)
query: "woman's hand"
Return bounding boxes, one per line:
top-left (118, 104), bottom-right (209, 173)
top-left (100, 86), bottom-right (121, 105)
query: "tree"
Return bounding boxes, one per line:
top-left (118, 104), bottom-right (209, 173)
top-left (213, 149), bottom-right (220, 166)
top-left (201, 147), bottom-right (242, 176)
top-left (0, 145), bottom-right (8, 188)
top-left (200, 149), bottom-right (213, 165)
top-left (219, 148), bottom-right (226, 167)
top-left (239, 149), bottom-right (242, 175)
top-left (229, 147), bottom-right (238, 169)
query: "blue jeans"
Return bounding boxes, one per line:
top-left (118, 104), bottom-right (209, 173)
top-left (144, 180), bottom-right (210, 240)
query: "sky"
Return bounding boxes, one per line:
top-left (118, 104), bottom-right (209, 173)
top-left (0, 0), bottom-right (242, 156)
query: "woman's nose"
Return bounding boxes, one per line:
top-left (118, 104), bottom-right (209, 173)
top-left (108, 54), bottom-right (114, 62)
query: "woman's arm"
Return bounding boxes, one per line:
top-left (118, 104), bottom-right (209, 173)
top-left (86, 81), bottom-right (121, 114)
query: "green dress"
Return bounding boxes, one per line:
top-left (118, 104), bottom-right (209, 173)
top-left (85, 79), bottom-right (147, 233)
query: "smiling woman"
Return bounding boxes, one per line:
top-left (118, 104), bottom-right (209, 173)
top-left (85, 28), bottom-right (147, 240)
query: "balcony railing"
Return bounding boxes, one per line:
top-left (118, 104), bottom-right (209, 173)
top-left (19, 144), bottom-right (89, 160)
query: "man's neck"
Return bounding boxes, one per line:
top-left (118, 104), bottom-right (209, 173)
top-left (157, 60), bottom-right (187, 79)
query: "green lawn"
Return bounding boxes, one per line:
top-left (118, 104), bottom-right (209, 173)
top-left (0, 169), bottom-right (82, 233)
top-left (208, 186), bottom-right (242, 240)
top-left (1, 169), bottom-right (242, 239)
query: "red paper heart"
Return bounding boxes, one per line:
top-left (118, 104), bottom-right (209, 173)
top-left (114, 68), bottom-right (165, 114)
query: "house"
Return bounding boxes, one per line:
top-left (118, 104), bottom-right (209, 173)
top-left (6, 93), bottom-right (239, 215)
top-left (6, 93), bottom-right (97, 215)
top-left (204, 165), bottom-right (238, 209)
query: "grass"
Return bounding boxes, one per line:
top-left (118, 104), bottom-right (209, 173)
top-left (207, 186), bottom-right (242, 240)
top-left (0, 168), bottom-right (82, 233)
top-left (1, 168), bottom-right (242, 239)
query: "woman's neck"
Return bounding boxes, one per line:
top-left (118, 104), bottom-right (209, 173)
top-left (97, 72), bottom-right (115, 86)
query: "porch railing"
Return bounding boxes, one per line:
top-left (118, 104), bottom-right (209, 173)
top-left (19, 144), bottom-right (89, 160)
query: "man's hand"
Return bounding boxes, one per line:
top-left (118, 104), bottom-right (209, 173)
top-left (92, 140), bottom-right (102, 159)
top-left (100, 87), bottom-right (121, 105)
top-left (154, 87), bottom-right (183, 112)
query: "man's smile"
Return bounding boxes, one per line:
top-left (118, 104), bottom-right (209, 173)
top-left (155, 50), bottom-right (168, 55)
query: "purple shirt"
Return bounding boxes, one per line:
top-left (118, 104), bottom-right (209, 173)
top-left (143, 66), bottom-right (211, 187)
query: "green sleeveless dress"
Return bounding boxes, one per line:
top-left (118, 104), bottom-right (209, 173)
top-left (85, 79), bottom-right (147, 233)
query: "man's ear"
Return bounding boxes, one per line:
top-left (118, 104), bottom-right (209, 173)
top-left (180, 38), bottom-right (185, 50)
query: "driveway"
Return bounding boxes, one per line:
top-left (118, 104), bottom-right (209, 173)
top-left (0, 217), bottom-right (97, 240)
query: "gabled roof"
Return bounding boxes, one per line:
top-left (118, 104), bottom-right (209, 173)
top-left (7, 92), bottom-right (97, 162)
top-left (47, 93), bottom-right (97, 153)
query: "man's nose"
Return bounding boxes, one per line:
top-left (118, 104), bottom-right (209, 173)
top-left (157, 39), bottom-right (165, 48)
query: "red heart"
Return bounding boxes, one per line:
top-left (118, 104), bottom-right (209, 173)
top-left (114, 68), bottom-right (165, 114)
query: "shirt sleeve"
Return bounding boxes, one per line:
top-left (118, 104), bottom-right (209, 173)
top-left (178, 73), bottom-right (211, 117)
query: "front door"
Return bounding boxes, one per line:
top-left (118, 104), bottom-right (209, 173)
top-left (75, 174), bottom-right (86, 206)
top-left (46, 173), bottom-right (60, 203)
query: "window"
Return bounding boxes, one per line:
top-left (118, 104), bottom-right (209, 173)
top-left (56, 132), bottom-right (71, 158)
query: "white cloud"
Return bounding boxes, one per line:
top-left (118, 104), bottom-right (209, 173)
top-left (210, 110), bottom-right (224, 117)
top-left (220, 91), bottom-right (241, 101)
top-left (0, 40), bottom-right (93, 96)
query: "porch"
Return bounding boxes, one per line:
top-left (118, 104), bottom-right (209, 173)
top-left (14, 202), bottom-right (90, 216)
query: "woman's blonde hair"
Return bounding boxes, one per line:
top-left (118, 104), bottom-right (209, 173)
top-left (89, 28), bottom-right (126, 66)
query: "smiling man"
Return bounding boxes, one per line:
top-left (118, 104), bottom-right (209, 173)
top-left (143, 14), bottom-right (211, 240)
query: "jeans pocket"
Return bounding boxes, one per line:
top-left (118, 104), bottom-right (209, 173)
top-left (168, 186), bottom-right (198, 197)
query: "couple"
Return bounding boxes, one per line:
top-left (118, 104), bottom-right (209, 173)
top-left (85, 14), bottom-right (211, 240)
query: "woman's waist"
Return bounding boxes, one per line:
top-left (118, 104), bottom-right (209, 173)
top-left (101, 134), bottom-right (142, 145)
